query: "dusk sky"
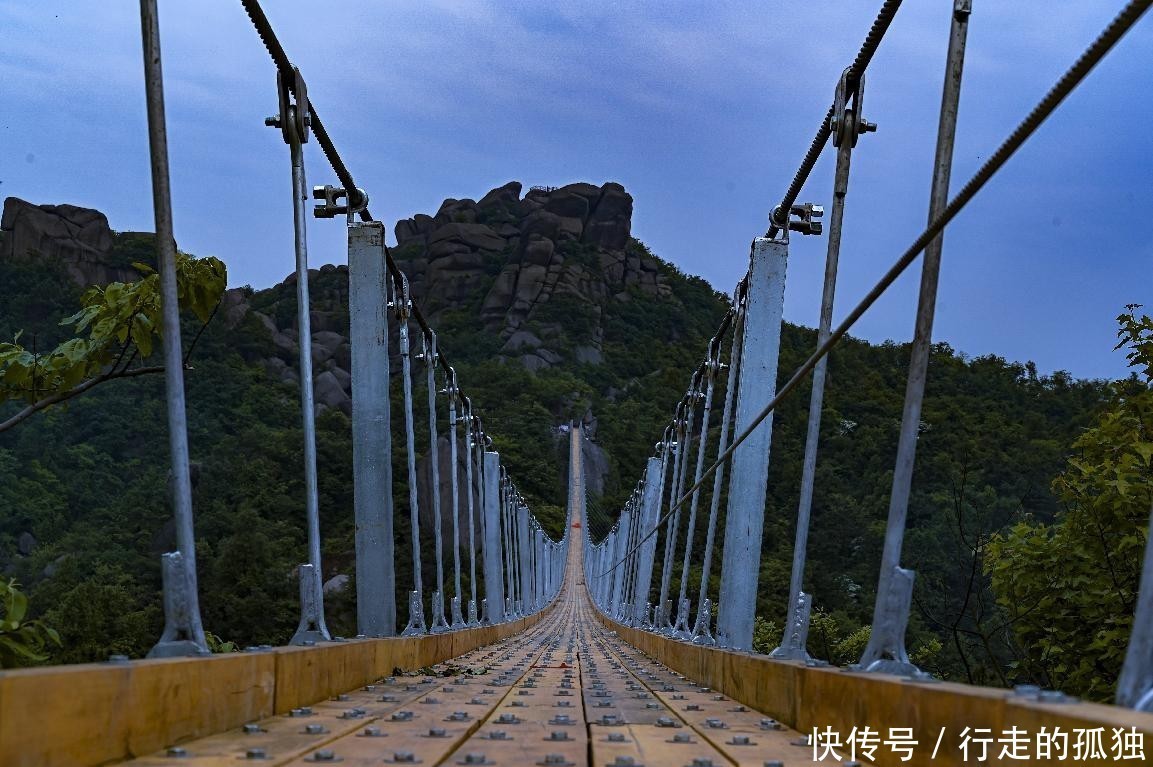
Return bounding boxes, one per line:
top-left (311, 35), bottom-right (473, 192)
top-left (2, 1), bottom-right (1150, 379)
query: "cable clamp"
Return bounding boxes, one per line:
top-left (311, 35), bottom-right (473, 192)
top-left (312, 185), bottom-right (369, 219)
top-left (770, 203), bottom-right (824, 236)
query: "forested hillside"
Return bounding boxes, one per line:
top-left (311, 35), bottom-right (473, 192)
top-left (0, 187), bottom-right (1133, 695)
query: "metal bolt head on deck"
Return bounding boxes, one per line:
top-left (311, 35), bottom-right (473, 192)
top-left (539, 755), bottom-right (574, 767)
top-left (244, 747), bottom-right (269, 760)
top-left (547, 730), bottom-right (571, 741)
top-left (688, 759), bottom-right (713, 767)
top-left (359, 726), bottom-right (385, 737)
top-left (166, 747), bottom-right (188, 758)
top-left (302, 724), bottom-right (327, 735)
top-left (242, 723), bottom-right (262, 734)
top-left (306, 750), bottom-right (340, 762)
top-left (460, 754), bottom-right (488, 766)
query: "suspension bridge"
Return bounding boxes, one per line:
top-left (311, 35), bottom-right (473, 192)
top-left (4, 0), bottom-right (1153, 765)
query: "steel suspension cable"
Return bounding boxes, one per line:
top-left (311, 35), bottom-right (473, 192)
top-left (767, 0), bottom-right (904, 237)
top-left (599, 0), bottom-right (1153, 577)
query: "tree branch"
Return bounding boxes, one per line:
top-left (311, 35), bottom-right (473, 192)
top-left (0, 364), bottom-right (168, 433)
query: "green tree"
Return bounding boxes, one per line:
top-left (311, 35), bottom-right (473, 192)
top-left (986, 309), bottom-right (1153, 700)
top-left (0, 254), bottom-right (226, 432)
top-left (0, 578), bottom-right (60, 667)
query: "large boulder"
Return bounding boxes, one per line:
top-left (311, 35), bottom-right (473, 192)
top-left (477, 181), bottom-right (522, 210)
top-left (314, 370), bottom-right (351, 415)
top-left (0, 197), bottom-right (137, 287)
top-left (583, 183), bottom-right (632, 250)
top-left (428, 222), bottom-right (506, 252)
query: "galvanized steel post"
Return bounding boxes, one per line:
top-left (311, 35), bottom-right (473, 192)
top-left (423, 333), bottom-right (450, 634)
top-left (694, 301), bottom-right (744, 645)
top-left (675, 357), bottom-right (719, 638)
top-left (348, 221), bottom-right (395, 636)
top-left (446, 373), bottom-right (465, 629)
top-left (775, 69), bottom-right (873, 660)
top-left (633, 454), bottom-right (665, 626)
top-left (860, 0), bottom-right (970, 676)
top-left (656, 416), bottom-right (685, 631)
top-left (139, 0), bottom-right (209, 658)
top-left (611, 506), bottom-right (633, 619)
top-left (398, 280), bottom-right (427, 636)
top-left (279, 69), bottom-right (329, 647)
top-left (716, 235), bottom-right (789, 652)
top-left (482, 451), bottom-right (505, 623)
top-left (465, 410), bottom-right (479, 624)
top-left (517, 502), bottom-right (530, 617)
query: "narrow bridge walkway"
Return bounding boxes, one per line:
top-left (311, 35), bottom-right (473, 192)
top-left (119, 433), bottom-right (802, 767)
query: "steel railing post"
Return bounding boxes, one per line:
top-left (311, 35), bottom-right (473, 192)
top-left (633, 455), bottom-right (665, 627)
top-left (715, 234), bottom-right (790, 652)
top-left (139, 0), bottom-right (209, 658)
top-left (859, 0), bottom-right (970, 676)
top-left (464, 409), bottom-right (480, 624)
top-left (694, 300), bottom-right (744, 646)
top-left (423, 333), bottom-right (450, 634)
top-left (517, 502), bottom-right (531, 617)
top-left (398, 280), bottom-right (427, 636)
top-left (447, 376), bottom-right (466, 629)
top-left (482, 451), bottom-right (505, 623)
top-left (611, 506), bottom-right (633, 620)
top-left (279, 70), bottom-right (329, 647)
top-left (348, 221), bottom-right (395, 636)
top-left (775, 69), bottom-right (875, 660)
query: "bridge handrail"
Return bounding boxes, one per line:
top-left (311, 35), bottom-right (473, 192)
top-left (583, 0), bottom-right (1153, 714)
top-left (128, 0), bottom-right (572, 659)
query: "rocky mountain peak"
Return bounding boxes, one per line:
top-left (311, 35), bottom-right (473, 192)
top-left (393, 180), bottom-right (668, 371)
top-left (0, 197), bottom-right (142, 288)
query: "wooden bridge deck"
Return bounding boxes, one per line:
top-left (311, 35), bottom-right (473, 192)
top-left (118, 497), bottom-right (804, 767)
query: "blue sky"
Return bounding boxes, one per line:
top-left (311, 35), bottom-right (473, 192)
top-left (2, 1), bottom-right (1150, 379)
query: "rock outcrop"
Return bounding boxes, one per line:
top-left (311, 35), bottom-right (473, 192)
top-left (394, 181), bottom-right (668, 371)
top-left (0, 197), bottom-right (139, 287)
